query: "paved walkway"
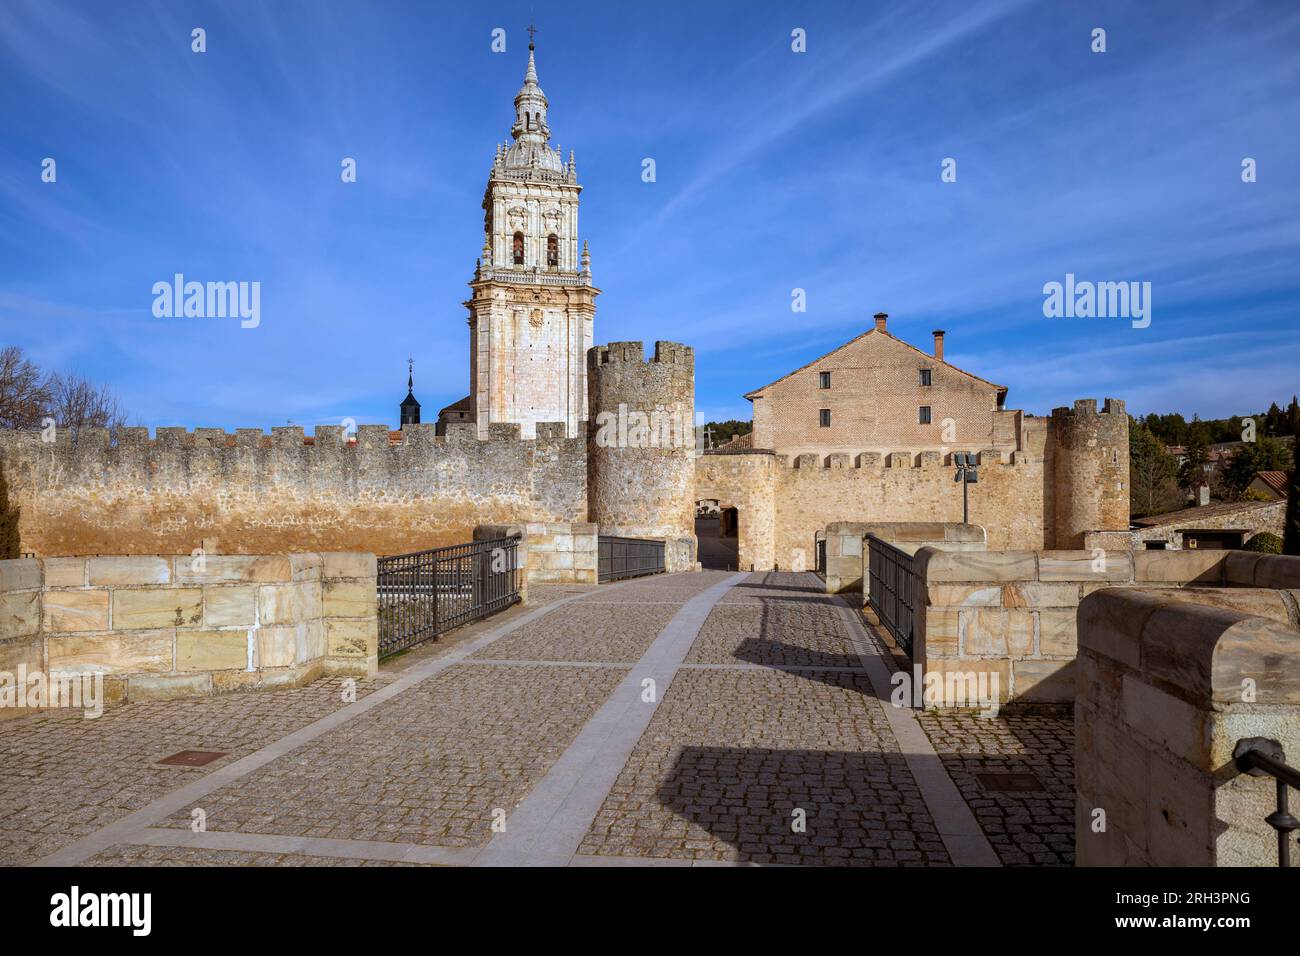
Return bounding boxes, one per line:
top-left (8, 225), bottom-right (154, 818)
top-left (2, 572), bottom-right (1073, 867)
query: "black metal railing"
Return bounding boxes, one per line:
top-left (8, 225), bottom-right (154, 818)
top-left (377, 536), bottom-right (520, 659)
top-left (866, 534), bottom-right (916, 655)
top-left (598, 536), bottom-right (665, 583)
top-left (1234, 737), bottom-right (1300, 867)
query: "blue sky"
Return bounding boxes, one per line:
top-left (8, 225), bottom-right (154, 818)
top-left (1, 0), bottom-right (1297, 431)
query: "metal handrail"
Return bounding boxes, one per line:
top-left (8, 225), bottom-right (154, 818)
top-left (866, 534), bottom-right (915, 655)
top-left (1234, 738), bottom-right (1300, 867)
top-left (377, 536), bottom-right (520, 659)
top-left (598, 535), bottom-right (665, 583)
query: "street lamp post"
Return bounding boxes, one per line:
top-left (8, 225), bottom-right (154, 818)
top-left (954, 452), bottom-right (979, 523)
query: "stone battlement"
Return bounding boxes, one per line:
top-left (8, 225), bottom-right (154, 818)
top-left (1050, 397), bottom-right (1126, 418)
top-left (779, 450), bottom-right (1030, 470)
top-left (0, 421), bottom-right (575, 450)
top-left (588, 340), bottom-right (694, 370)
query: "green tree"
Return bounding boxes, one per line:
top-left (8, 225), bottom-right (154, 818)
top-left (0, 457), bottom-right (20, 560)
top-left (1178, 429), bottom-right (1210, 493)
top-left (1129, 420), bottom-right (1180, 517)
top-left (701, 419), bottom-right (752, 447)
top-left (1221, 437), bottom-right (1290, 501)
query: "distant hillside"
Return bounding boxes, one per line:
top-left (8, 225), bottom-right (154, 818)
top-left (1140, 397), bottom-right (1298, 447)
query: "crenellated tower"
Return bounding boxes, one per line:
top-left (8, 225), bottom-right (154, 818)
top-left (587, 341), bottom-right (697, 571)
top-left (463, 34), bottom-right (598, 439)
top-left (1050, 398), bottom-right (1130, 548)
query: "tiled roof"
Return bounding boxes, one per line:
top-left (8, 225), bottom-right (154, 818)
top-left (1252, 470), bottom-right (1289, 496)
top-left (1131, 498), bottom-right (1280, 528)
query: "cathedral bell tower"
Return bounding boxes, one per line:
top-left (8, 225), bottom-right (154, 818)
top-left (464, 32), bottom-right (598, 439)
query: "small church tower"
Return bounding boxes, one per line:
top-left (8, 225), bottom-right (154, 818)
top-left (399, 358), bottom-right (420, 427)
top-left (462, 28), bottom-right (598, 439)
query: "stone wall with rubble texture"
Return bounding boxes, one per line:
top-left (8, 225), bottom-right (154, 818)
top-left (1076, 564), bottom-right (1300, 865)
top-left (0, 553), bottom-right (377, 712)
top-left (1051, 398), bottom-right (1129, 549)
top-left (587, 341), bottom-right (696, 571)
top-left (0, 422), bottom-right (586, 558)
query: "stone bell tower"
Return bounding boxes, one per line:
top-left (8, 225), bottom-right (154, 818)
top-left (463, 32), bottom-right (599, 439)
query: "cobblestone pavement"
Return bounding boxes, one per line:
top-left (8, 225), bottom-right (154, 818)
top-left (3, 570), bottom-right (1075, 867)
top-left (0, 676), bottom-right (390, 865)
top-left (914, 712), bottom-right (1075, 866)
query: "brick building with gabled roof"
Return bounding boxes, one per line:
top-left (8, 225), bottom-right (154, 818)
top-left (743, 312), bottom-right (1011, 459)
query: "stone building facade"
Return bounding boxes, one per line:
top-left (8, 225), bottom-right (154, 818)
top-left (458, 40), bottom-right (598, 440)
top-left (746, 314), bottom-right (1011, 459)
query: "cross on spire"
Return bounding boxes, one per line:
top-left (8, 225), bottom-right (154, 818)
top-left (527, 22), bottom-right (537, 49)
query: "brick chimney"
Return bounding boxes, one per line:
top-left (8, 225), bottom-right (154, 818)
top-left (932, 330), bottom-right (945, 362)
top-left (874, 312), bottom-right (888, 333)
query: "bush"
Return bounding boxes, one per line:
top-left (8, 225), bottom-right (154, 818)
top-left (1242, 532), bottom-right (1283, 554)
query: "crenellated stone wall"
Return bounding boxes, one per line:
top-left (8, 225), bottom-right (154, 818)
top-left (0, 422), bottom-right (586, 558)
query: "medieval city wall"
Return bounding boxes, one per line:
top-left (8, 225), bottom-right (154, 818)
top-left (0, 422), bottom-right (587, 558)
top-left (773, 450), bottom-right (1049, 569)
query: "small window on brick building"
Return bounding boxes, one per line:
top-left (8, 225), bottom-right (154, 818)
top-left (919, 368), bottom-right (932, 386)
top-left (819, 371), bottom-right (831, 389)
top-left (819, 409), bottom-right (831, 428)
top-left (547, 234), bottom-right (559, 267)
top-left (513, 232), bottom-right (524, 265)
top-left (919, 406), bottom-right (932, 425)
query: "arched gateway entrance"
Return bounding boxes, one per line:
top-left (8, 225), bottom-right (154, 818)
top-left (694, 500), bottom-right (740, 570)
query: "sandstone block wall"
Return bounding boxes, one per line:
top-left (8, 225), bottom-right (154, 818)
top-left (0, 423), bottom-right (586, 558)
top-left (0, 553), bottom-right (377, 712)
top-left (831, 521), bottom-right (986, 595)
top-left (0, 560), bottom-right (43, 718)
top-left (587, 341), bottom-right (697, 572)
top-left (913, 549), bottom-right (1300, 708)
top-left (1076, 582), bottom-right (1300, 866)
top-left (477, 521), bottom-right (597, 589)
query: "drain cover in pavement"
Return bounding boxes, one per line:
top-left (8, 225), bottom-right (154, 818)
top-left (975, 772), bottom-right (1044, 792)
top-left (157, 750), bottom-right (227, 767)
